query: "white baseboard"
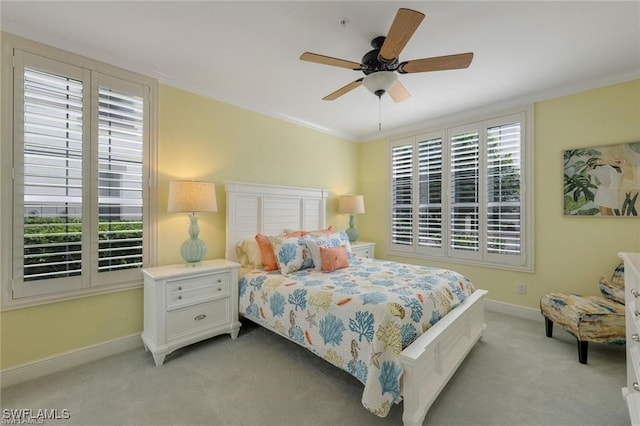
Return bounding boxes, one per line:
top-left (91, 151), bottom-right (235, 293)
top-left (0, 300), bottom-right (540, 389)
top-left (485, 298), bottom-right (543, 323)
top-left (1, 333), bottom-right (143, 388)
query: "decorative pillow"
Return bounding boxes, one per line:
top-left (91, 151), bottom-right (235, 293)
top-left (281, 230), bottom-right (306, 238)
top-left (235, 239), bottom-right (262, 268)
top-left (320, 246), bottom-right (349, 272)
top-left (269, 236), bottom-right (314, 275)
top-left (282, 226), bottom-right (335, 238)
top-left (599, 262), bottom-right (625, 304)
top-left (303, 230), bottom-right (352, 271)
top-left (255, 234), bottom-right (279, 271)
top-left (308, 225), bottom-right (335, 235)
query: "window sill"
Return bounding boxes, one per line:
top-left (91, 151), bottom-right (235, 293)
top-left (1, 281), bottom-right (143, 312)
top-left (386, 249), bottom-right (534, 273)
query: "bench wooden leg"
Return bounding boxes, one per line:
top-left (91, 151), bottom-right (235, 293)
top-left (577, 340), bottom-right (588, 364)
top-left (544, 317), bottom-right (553, 338)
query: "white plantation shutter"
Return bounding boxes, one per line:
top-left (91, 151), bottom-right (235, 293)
top-left (388, 111), bottom-right (531, 271)
top-left (10, 48), bottom-right (153, 302)
top-left (13, 53), bottom-right (90, 297)
top-left (417, 134), bottom-right (443, 254)
top-left (486, 119), bottom-right (523, 262)
top-left (391, 142), bottom-right (413, 248)
top-left (96, 80), bottom-right (144, 280)
top-left (449, 129), bottom-right (480, 256)
top-left (23, 68), bottom-right (84, 282)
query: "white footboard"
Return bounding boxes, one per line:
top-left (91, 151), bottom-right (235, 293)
top-left (399, 289), bottom-right (488, 426)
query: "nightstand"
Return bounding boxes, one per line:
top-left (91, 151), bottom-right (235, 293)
top-left (141, 259), bottom-right (241, 366)
top-left (350, 241), bottom-right (375, 259)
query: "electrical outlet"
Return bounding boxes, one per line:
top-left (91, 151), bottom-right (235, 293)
top-left (517, 282), bottom-right (527, 295)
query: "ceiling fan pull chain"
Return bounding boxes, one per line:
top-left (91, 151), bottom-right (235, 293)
top-left (378, 95), bottom-right (382, 131)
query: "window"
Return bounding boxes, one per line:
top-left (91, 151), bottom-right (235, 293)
top-left (389, 111), bottom-right (533, 271)
top-left (2, 35), bottom-right (157, 308)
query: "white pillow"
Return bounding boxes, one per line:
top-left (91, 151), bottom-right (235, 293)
top-left (235, 239), bottom-right (263, 268)
top-left (303, 231), bottom-right (352, 271)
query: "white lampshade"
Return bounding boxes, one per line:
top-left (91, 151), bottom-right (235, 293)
top-left (168, 180), bottom-right (217, 213)
top-left (338, 195), bottom-right (365, 214)
top-left (362, 71), bottom-right (397, 97)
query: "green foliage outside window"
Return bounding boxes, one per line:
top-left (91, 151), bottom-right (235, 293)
top-left (23, 216), bottom-right (142, 281)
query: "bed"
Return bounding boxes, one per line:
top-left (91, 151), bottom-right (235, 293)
top-left (225, 181), bottom-right (488, 426)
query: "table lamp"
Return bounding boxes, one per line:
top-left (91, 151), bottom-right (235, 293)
top-left (168, 180), bottom-right (217, 265)
top-left (338, 195), bottom-right (365, 242)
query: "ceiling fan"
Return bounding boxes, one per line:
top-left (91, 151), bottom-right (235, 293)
top-left (300, 8), bottom-right (474, 102)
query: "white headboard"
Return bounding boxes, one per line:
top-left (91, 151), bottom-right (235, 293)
top-left (224, 181), bottom-right (328, 261)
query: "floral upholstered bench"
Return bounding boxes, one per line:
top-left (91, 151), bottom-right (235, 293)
top-left (539, 263), bottom-right (625, 364)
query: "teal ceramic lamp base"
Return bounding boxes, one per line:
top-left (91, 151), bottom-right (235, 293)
top-left (345, 213), bottom-right (359, 243)
top-left (180, 213), bottom-right (207, 266)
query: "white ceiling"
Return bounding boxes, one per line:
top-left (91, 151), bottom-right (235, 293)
top-left (2, 1), bottom-right (639, 141)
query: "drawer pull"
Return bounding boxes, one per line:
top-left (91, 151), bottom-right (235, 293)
top-left (634, 382), bottom-right (640, 392)
top-left (178, 286), bottom-right (182, 291)
top-left (632, 289), bottom-right (640, 298)
top-left (217, 279), bottom-right (222, 283)
top-left (633, 334), bottom-right (640, 342)
top-left (194, 314), bottom-right (206, 321)
top-left (218, 287), bottom-right (222, 292)
top-left (178, 296), bottom-right (182, 300)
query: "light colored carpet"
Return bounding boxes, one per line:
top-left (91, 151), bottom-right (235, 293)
top-left (1, 310), bottom-right (629, 425)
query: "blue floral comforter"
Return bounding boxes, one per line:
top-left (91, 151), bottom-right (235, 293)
top-left (238, 256), bottom-right (476, 417)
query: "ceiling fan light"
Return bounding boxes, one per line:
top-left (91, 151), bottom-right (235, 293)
top-left (363, 71), bottom-right (397, 97)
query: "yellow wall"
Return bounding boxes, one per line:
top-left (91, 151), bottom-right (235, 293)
top-left (0, 291), bottom-right (143, 368)
top-left (358, 79), bottom-right (640, 310)
top-left (157, 85), bottom-right (358, 266)
top-left (0, 84), bottom-right (358, 369)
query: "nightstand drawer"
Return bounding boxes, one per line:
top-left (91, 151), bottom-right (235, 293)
top-left (167, 273), bottom-right (230, 307)
top-left (167, 298), bottom-right (230, 339)
top-left (351, 242), bottom-right (375, 259)
top-left (353, 247), bottom-right (372, 258)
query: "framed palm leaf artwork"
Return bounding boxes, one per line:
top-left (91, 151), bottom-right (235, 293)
top-left (564, 142), bottom-right (640, 216)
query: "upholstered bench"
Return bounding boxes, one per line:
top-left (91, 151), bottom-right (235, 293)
top-left (540, 263), bottom-right (626, 364)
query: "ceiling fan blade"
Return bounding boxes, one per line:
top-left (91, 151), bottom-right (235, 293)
top-left (323, 78), bottom-right (364, 101)
top-left (398, 52), bottom-right (474, 74)
top-left (379, 8), bottom-right (425, 62)
top-left (300, 52), bottom-right (363, 70)
top-left (388, 80), bottom-right (410, 103)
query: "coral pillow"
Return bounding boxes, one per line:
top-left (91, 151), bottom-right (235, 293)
top-left (255, 234), bottom-right (278, 271)
top-left (303, 230), bottom-right (352, 270)
top-left (320, 246), bottom-right (349, 272)
top-left (309, 225), bottom-right (335, 235)
top-left (282, 226), bottom-right (335, 238)
top-left (281, 231), bottom-right (306, 238)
